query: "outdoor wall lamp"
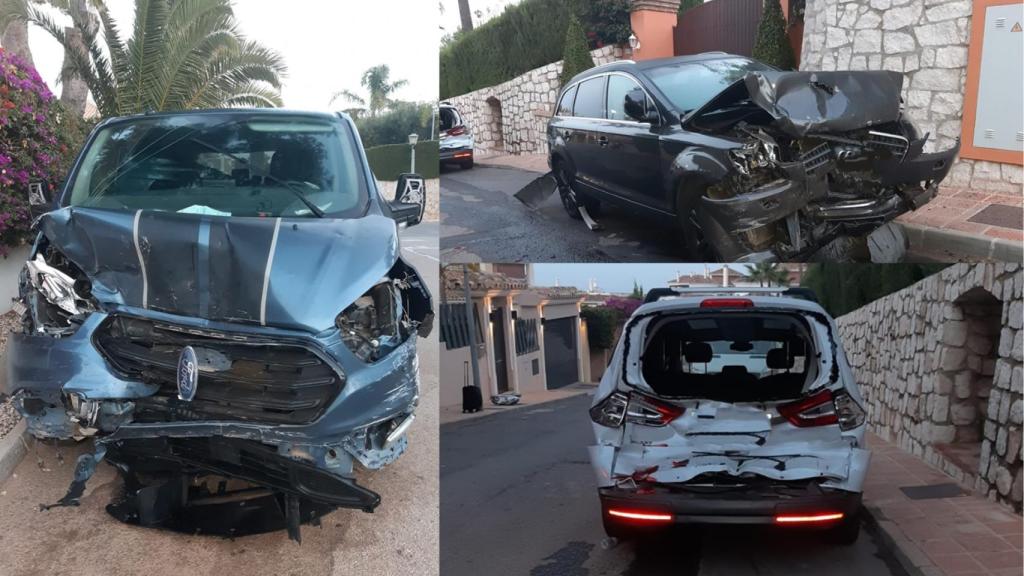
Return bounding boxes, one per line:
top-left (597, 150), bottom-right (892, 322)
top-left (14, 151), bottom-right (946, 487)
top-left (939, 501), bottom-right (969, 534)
top-left (628, 32), bottom-right (640, 51)
top-left (408, 133), bottom-right (419, 172)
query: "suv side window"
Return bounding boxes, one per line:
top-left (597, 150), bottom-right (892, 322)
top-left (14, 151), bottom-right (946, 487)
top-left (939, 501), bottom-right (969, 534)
top-left (556, 85), bottom-right (578, 116)
top-left (573, 76), bottom-right (607, 120)
top-left (607, 75), bottom-right (645, 121)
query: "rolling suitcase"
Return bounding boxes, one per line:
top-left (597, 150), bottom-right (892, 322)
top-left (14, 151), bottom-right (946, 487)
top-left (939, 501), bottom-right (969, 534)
top-left (462, 385), bottom-right (483, 413)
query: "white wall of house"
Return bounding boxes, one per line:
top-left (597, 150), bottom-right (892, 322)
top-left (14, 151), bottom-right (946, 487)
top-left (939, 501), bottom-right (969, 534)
top-left (0, 245), bottom-right (30, 315)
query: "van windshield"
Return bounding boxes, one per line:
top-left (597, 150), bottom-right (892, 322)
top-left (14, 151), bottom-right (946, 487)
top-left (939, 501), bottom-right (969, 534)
top-left (66, 115), bottom-right (368, 218)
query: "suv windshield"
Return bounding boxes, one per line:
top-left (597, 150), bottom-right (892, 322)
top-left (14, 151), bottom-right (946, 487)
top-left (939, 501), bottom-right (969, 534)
top-left (646, 57), bottom-right (770, 114)
top-left (67, 115), bottom-right (368, 218)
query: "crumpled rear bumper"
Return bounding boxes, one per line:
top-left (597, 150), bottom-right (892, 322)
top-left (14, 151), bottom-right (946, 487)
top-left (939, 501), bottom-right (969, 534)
top-left (599, 482), bottom-right (862, 525)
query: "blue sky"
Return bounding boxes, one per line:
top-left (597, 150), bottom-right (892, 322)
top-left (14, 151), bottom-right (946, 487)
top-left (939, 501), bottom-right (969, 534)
top-left (532, 264), bottom-right (752, 294)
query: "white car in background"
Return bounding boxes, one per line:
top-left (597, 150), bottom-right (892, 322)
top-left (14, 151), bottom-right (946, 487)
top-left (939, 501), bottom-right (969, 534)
top-left (439, 102), bottom-right (474, 169)
top-left (589, 287), bottom-right (871, 544)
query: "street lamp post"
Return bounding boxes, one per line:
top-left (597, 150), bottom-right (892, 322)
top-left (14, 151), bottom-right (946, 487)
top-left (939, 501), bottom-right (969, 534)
top-left (408, 133), bottom-right (419, 173)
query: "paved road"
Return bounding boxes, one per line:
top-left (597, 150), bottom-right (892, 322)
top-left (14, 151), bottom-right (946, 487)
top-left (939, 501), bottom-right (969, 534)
top-left (0, 224), bottom-right (439, 576)
top-left (441, 165), bottom-right (682, 263)
top-left (441, 393), bottom-right (907, 576)
top-left (439, 164), bottom-right (966, 264)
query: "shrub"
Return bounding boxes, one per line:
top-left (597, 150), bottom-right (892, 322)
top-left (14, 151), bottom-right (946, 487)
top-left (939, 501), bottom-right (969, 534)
top-left (752, 0), bottom-right (795, 69)
top-left (0, 48), bottom-right (90, 253)
top-left (580, 306), bottom-right (620, 350)
top-left (560, 14), bottom-right (596, 85)
top-left (678, 0), bottom-right (704, 14)
top-left (364, 141), bottom-right (440, 181)
top-left (352, 101), bottom-right (435, 149)
top-left (439, 0), bottom-right (631, 98)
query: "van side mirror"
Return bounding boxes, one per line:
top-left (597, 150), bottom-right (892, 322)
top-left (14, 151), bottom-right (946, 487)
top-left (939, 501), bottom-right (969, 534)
top-left (390, 174), bottom-right (426, 227)
top-left (28, 182), bottom-right (53, 219)
top-left (624, 88), bottom-right (658, 124)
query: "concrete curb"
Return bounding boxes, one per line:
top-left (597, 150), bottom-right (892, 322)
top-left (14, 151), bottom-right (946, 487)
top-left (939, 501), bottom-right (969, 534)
top-left (900, 222), bottom-right (1023, 262)
top-left (0, 419), bottom-right (27, 486)
top-left (862, 503), bottom-right (931, 576)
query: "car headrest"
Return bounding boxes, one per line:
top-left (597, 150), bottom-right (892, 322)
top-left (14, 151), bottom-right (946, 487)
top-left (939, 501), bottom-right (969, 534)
top-left (684, 342), bottom-right (712, 364)
top-left (720, 365), bottom-right (750, 379)
top-left (766, 348), bottom-right (794, 370)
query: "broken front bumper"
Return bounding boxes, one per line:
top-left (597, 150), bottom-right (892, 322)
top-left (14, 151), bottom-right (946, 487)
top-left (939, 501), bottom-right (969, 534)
top-left (699, 139), bottom-right (960, 260)
top-left (4, 308), bottom-right (421, 516)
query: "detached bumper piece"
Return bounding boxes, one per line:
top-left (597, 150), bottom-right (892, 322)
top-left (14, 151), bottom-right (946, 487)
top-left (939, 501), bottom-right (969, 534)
top-left (101, 436), bottom-right (380, 542)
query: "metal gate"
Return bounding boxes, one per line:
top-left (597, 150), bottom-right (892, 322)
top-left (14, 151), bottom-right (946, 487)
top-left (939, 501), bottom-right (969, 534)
top-left (675, 0), bottom-right (764, 57)
top-left (543, 317), bottom-right (578, 389)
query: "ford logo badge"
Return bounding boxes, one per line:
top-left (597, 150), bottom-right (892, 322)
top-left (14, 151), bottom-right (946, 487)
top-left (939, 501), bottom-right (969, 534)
top-left (177, 345), bottom-right (198, 402)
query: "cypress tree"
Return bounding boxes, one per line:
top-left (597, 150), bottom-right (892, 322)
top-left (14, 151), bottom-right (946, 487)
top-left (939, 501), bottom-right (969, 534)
top-left (678, 0), bottom-right (703, 14)
top-left (752, 0), bottom-right (795, 70)
top-left (560, 14), bottom-right (595, 85)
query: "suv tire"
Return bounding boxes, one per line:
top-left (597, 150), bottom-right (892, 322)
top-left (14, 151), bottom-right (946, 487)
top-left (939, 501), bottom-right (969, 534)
top-left (554, 162), bottom-right (601, 220)
top-left (675, 183), bottom-right (720, 261)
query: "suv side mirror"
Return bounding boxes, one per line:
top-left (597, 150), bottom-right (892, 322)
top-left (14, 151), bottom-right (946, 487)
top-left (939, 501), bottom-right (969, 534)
top-left (624, 88), bottom-right (659, 124)
top-left (28, 182), bottom-right (53, 219)
top-left (390, 173), bottom-right (426, 227)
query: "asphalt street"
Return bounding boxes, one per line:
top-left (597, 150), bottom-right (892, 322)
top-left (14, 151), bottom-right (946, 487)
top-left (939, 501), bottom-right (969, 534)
top-left (440, 164), bottom-right (962, 264)
top-left (0, 224), bottom-right (439, 576)
top-left (440, 393), bottom-right (907, 576)
top-left (440, 165), bottom-right (684, 263)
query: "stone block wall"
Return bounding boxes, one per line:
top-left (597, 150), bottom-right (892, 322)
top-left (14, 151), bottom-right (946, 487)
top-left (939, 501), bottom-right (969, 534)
top-left (837, 263), bottom-right (1023, 511)
top-left (443, 45), bottom-right (630, 156)
top-left (800, 0), bottom-right (1023, 192)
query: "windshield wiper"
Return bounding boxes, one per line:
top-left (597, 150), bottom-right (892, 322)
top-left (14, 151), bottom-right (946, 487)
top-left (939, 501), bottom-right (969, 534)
top-left (188, 137), bottom-right (325, 218)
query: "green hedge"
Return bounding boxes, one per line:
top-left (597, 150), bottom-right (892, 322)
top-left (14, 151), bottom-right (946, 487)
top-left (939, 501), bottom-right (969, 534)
top-left (439, 0), bottom-right (630, 99)
top-left (365, 141), bottom-right (439, 180)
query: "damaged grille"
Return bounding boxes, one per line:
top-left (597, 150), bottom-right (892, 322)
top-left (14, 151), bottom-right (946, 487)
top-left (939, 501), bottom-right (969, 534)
top-left (800, 142), bottom-right (833, 174)
top-left (95, 316), bottom-right (343, 425)
top-left (865, 130), bottom-right (910, 160)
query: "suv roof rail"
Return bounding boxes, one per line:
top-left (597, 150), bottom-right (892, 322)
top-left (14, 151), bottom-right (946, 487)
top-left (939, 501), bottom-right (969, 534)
top-left (643, 286), bottom-right (819, 304)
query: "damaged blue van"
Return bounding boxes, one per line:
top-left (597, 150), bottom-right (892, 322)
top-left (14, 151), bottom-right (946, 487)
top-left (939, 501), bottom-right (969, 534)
top-left (2, 109), bottom-right (433, 541)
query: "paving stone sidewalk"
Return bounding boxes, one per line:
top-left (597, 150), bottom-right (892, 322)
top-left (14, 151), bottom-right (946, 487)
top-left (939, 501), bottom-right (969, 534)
top-left (897, 186), bottom-right (1024, 245)
top-left (865, 431), bottom-right (1023, 576)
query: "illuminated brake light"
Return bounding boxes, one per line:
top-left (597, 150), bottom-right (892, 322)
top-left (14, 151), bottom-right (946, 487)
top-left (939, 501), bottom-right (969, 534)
top-left (608, 509), bottom-right (674, 522)
top-left (775, 512), bottom-right (844, 523)
top-left (700, 298), bottom-right (754, 308)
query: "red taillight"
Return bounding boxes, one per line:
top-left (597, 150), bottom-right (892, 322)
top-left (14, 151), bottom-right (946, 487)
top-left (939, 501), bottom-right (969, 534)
top-left (608, 509), bottom-right (674, 522)
top-left (446, 126), bottom-right (466, 136)
top-left (777, 389), bottom-right (838, 427)
top-left (590, 391), bottom-right (684, 428)
top-left (775, 512), bottom-right (844, 523)
top-left (700, 298), bottom-right (754, 308)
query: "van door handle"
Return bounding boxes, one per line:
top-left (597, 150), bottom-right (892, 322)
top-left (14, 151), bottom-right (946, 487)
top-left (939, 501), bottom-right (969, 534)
top-left (597, 136), bottom-right (609, 147)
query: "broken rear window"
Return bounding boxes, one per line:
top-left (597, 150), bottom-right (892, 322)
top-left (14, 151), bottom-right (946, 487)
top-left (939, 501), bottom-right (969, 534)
top-left (66, 115), bottom-right (368, 218)
top-left (640, 312), bottom-right (818, 402)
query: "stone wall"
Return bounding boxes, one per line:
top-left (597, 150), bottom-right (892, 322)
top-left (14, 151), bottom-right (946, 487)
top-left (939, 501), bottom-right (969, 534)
top-left (837, 263), bottom-right (1023, 511)
top-left (443, 45), bottom-right (631, 156)
top-left (800, 0), bottom-right (1023, 192)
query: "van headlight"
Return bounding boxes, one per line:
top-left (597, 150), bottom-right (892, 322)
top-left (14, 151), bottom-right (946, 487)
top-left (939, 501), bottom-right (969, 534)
top-left (336, 280), bottom-right (405, 362)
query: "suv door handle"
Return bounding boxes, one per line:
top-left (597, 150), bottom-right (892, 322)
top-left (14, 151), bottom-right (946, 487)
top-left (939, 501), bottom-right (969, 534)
top-left (597, 136), bottom-right (609, 147)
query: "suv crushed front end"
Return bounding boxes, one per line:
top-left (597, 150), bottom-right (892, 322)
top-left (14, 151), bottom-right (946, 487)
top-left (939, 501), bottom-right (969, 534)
top-left (682, 70), bottom-right (959, 261)
top-left (4, 206), bottom-right (433, 541)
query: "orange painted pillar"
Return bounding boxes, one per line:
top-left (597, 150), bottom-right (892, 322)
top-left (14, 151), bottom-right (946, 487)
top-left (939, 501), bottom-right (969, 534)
top-left (630, 0), bottom-right (682, 61)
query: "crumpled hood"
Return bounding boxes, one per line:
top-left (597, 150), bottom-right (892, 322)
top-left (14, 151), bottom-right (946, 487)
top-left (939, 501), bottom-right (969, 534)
top-left (38, 207), bottom-right (400, 333)
top-left (686, 70), bottom-right (904, 138)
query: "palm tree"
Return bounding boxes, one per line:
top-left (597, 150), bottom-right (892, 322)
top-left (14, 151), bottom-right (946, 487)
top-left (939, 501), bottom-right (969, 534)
top-left (457, 0), bottom-right (472, 31)
top-left (0, 0), bottom-right (287, 117)
top-left (329, 64), bottom-right (407, 117)
top-left (746, 262), bottom-right (790, 287)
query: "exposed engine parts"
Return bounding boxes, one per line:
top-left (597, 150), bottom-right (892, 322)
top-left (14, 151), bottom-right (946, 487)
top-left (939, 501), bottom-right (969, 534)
top-left (21, 245), bottom-right (97, 336)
